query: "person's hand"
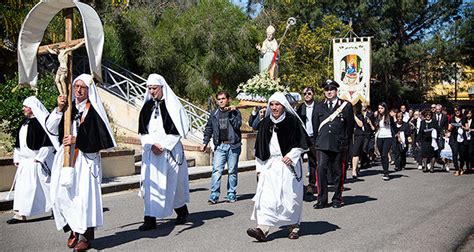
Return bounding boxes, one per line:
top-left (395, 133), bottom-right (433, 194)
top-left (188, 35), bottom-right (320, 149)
top-left (63, 135), bottom-right (76, 146)
top-left (282, 156), bottom-right (293, 166)
top-left (200, 144), bottom-right (207, 152)
top-left (224, 106), bottom-right (236, 111)
top-left (256, 44), bottom-right (261, 51)
top-left (57, 95), bottom-right (67, 112)
top-left (258, 108), bottom-right (266, 119)
top-left (151, 144), bottom-right (164, 155)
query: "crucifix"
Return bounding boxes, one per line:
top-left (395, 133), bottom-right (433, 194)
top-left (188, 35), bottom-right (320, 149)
top-left (37, 9), bottom-right (84, 189)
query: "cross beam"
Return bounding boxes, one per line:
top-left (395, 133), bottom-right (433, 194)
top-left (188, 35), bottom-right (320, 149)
top-left (38, 38), bottom-right (84, 55)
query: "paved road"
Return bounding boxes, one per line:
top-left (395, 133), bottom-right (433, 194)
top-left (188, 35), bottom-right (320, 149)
top-left (1, 158), bottom-right (473, 251)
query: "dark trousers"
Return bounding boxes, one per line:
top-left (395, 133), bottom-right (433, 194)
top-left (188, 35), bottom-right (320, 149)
top-left (316, 150), bottom-right (343, 204)
top-left (449, 142), bottom-right (467, 171)
top-left (377, 137), bottom-right (392, 174)
top-left (393, 141), bottom-right (407, 170)
top-left (307, 146), bottom-right (317, 187)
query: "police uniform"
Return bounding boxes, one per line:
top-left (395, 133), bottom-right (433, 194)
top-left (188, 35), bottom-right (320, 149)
top-left (313, 80), bottom-right (354, 208)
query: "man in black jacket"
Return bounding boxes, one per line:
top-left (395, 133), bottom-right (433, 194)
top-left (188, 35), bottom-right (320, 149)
top-left (200, 91), bottom-right (242, 204)
top-left (313, 80), bottom-right (354, 209)
top-left (296, 86), bottom-right (317, 195)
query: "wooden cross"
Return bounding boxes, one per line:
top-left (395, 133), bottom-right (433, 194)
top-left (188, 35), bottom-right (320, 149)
top-left (37, 9), bottom-right (84, 173)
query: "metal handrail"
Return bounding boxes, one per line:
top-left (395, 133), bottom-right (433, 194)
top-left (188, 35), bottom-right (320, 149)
top-left (74, 57), bottom-right (209, 143)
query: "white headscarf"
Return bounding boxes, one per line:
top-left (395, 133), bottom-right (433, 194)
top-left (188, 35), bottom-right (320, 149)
top-left (266, 92), bottom-right (304, 126)
top-left (143, 74), bottom-right (189, 138)
top-left (72, 74), bottom-right (117, 148)
top-left (23, 96), bottom-right (60, 150)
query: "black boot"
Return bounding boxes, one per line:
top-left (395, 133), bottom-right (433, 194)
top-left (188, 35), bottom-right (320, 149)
top-left (138, 216), bottom-right (156, 231)
top-left (174, 205), bottom-right (189, 225)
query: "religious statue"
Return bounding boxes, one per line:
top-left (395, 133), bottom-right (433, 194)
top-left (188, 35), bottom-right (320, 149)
top-left (46, 40), bottom-right (85, 96)
top-left (256, 25), bottom-right (279, 79)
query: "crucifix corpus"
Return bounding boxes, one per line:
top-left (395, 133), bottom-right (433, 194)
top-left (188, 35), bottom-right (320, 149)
top-left (37, 8), bottom-right (84, 170)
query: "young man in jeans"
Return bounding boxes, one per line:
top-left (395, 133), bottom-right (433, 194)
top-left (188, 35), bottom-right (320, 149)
top-left (200, 91), bottom-right (242, 204)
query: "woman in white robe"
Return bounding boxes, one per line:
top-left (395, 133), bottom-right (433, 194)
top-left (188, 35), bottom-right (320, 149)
top-left (7, 96), bottom-right (59, 224)
top-left (247, 92), bottom-right (310, 241)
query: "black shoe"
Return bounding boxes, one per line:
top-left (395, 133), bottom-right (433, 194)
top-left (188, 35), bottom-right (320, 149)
top-left (313, 202), bottom-right (330, 209)
top-left (332, 201), bottom-right (343, 208)
top-left (174, 205), bottom-right (189, 225)
top-left (6, 218), bottom-right (25, 224)
top-left (138, 222), bottom-right (156, 231)
top-left (246, 228), bottom-right (266, 242)
top-left (382, 174), bottom-right (390, 181)
top-left (139, 216), bottom-right (156, 231)
top-left (175, 215), bottom-right (187, 225)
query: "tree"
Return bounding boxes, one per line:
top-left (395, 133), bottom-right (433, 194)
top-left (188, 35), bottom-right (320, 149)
top-left (260, 0), bottom-right (463, 107)
top-left (106, 0), bottom-right (260, 103)
top-left (0, 73), bottom-right (58, 139)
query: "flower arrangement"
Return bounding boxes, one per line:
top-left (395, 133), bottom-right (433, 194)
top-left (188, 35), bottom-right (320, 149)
top-left (236, 72), bottom-right (288, 102)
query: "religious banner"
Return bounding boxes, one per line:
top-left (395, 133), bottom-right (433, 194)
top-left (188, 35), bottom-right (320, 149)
top-left (332, 37), bottom-right (371, 105)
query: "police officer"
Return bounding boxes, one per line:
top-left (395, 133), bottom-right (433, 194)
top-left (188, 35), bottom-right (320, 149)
top-left (313, 80), bottom-right (354, 209)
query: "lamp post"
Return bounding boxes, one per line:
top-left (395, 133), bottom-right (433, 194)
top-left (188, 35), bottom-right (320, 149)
top-left (453, 15), bottom-right (461, 102)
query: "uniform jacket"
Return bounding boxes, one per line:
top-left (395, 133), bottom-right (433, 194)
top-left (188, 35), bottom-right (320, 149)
top-left (313, 99), bottom-right (355, 152)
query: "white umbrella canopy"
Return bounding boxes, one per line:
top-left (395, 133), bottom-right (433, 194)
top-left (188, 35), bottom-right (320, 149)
top-left (18, 0), bottom-right (103, 88)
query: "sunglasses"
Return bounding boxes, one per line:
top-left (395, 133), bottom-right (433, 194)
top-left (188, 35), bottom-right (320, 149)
top-left (324, 87), bottom-right (336, 91)
top-left (304, 92), bottom-right (313, 95)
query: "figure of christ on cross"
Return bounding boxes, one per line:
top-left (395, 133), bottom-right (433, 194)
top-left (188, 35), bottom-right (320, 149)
top-left (46, 40), bottom-right (85, 96)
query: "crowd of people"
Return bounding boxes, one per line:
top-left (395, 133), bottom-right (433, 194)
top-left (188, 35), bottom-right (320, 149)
top-left (5, 74), bottom-right (474, 249)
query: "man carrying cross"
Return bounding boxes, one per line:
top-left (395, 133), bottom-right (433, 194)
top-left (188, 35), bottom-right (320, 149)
top-left (46, 74), bottom-right (116, 251)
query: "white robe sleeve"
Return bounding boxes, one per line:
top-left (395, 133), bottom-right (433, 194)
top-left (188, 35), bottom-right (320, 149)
top-left (13, 148), bottom-right (20, 164)
top-left (285, 147), bottom-right (304, 166)
top-left (34, 146), bottom-right (54, 163)
top-left (45, 108), bottom-right (63, 135)
top-left (256, 157), bottom-right (265, 174)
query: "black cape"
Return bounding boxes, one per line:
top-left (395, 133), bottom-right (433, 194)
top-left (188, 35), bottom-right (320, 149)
top-left (15, 117), bottom-right (53, 150)
top-left (138, 99), bottom-right (179, 135)
top-left (255, 113), bottom-right (311, 162)
top-left (53, 102), bottom-right (115, 153)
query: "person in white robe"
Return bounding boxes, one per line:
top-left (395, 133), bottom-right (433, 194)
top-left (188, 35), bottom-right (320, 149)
top-left (46, 74), bottom-right (116, 251)
top-left (6, 96), bottom-right (59, 224)
top-left (137, 73), bottom-right (190, 231)
top-left (247, 92), bottom-right (311, 241)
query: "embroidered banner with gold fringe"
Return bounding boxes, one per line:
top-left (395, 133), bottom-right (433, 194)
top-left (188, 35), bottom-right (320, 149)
top-left (333, 37), bottom-right (371, 105)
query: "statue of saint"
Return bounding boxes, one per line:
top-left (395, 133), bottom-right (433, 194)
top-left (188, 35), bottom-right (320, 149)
top-left (256, 25), bottom-right (278, 79)
top-left (46, 40), bottom-right (85, 96)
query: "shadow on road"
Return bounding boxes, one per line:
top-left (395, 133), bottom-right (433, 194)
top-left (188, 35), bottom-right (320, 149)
top-left (190, 187), bottom-right (208, 193)
top-left (92, 209), bottom-right (234, 250)
top-left (264, 221), bottom-right (340, 241)
top-left (342, 195), bottom-right (377, 206)
top-left (237, 193), bottom-right (255, 201)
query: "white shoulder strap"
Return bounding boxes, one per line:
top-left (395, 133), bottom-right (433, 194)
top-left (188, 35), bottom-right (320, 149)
top-left (318, 101), bottom-right (349, 132)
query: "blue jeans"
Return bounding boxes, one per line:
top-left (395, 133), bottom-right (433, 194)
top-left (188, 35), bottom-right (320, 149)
top-left (209, 144), bottom-right (241, 200)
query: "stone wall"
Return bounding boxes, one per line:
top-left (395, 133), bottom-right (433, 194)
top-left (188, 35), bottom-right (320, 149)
top-left (0, 149), bottom-right (135, 192)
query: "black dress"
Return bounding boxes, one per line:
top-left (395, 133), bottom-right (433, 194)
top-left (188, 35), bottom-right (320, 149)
top-left (417, 120), bottom-right (438, 158)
